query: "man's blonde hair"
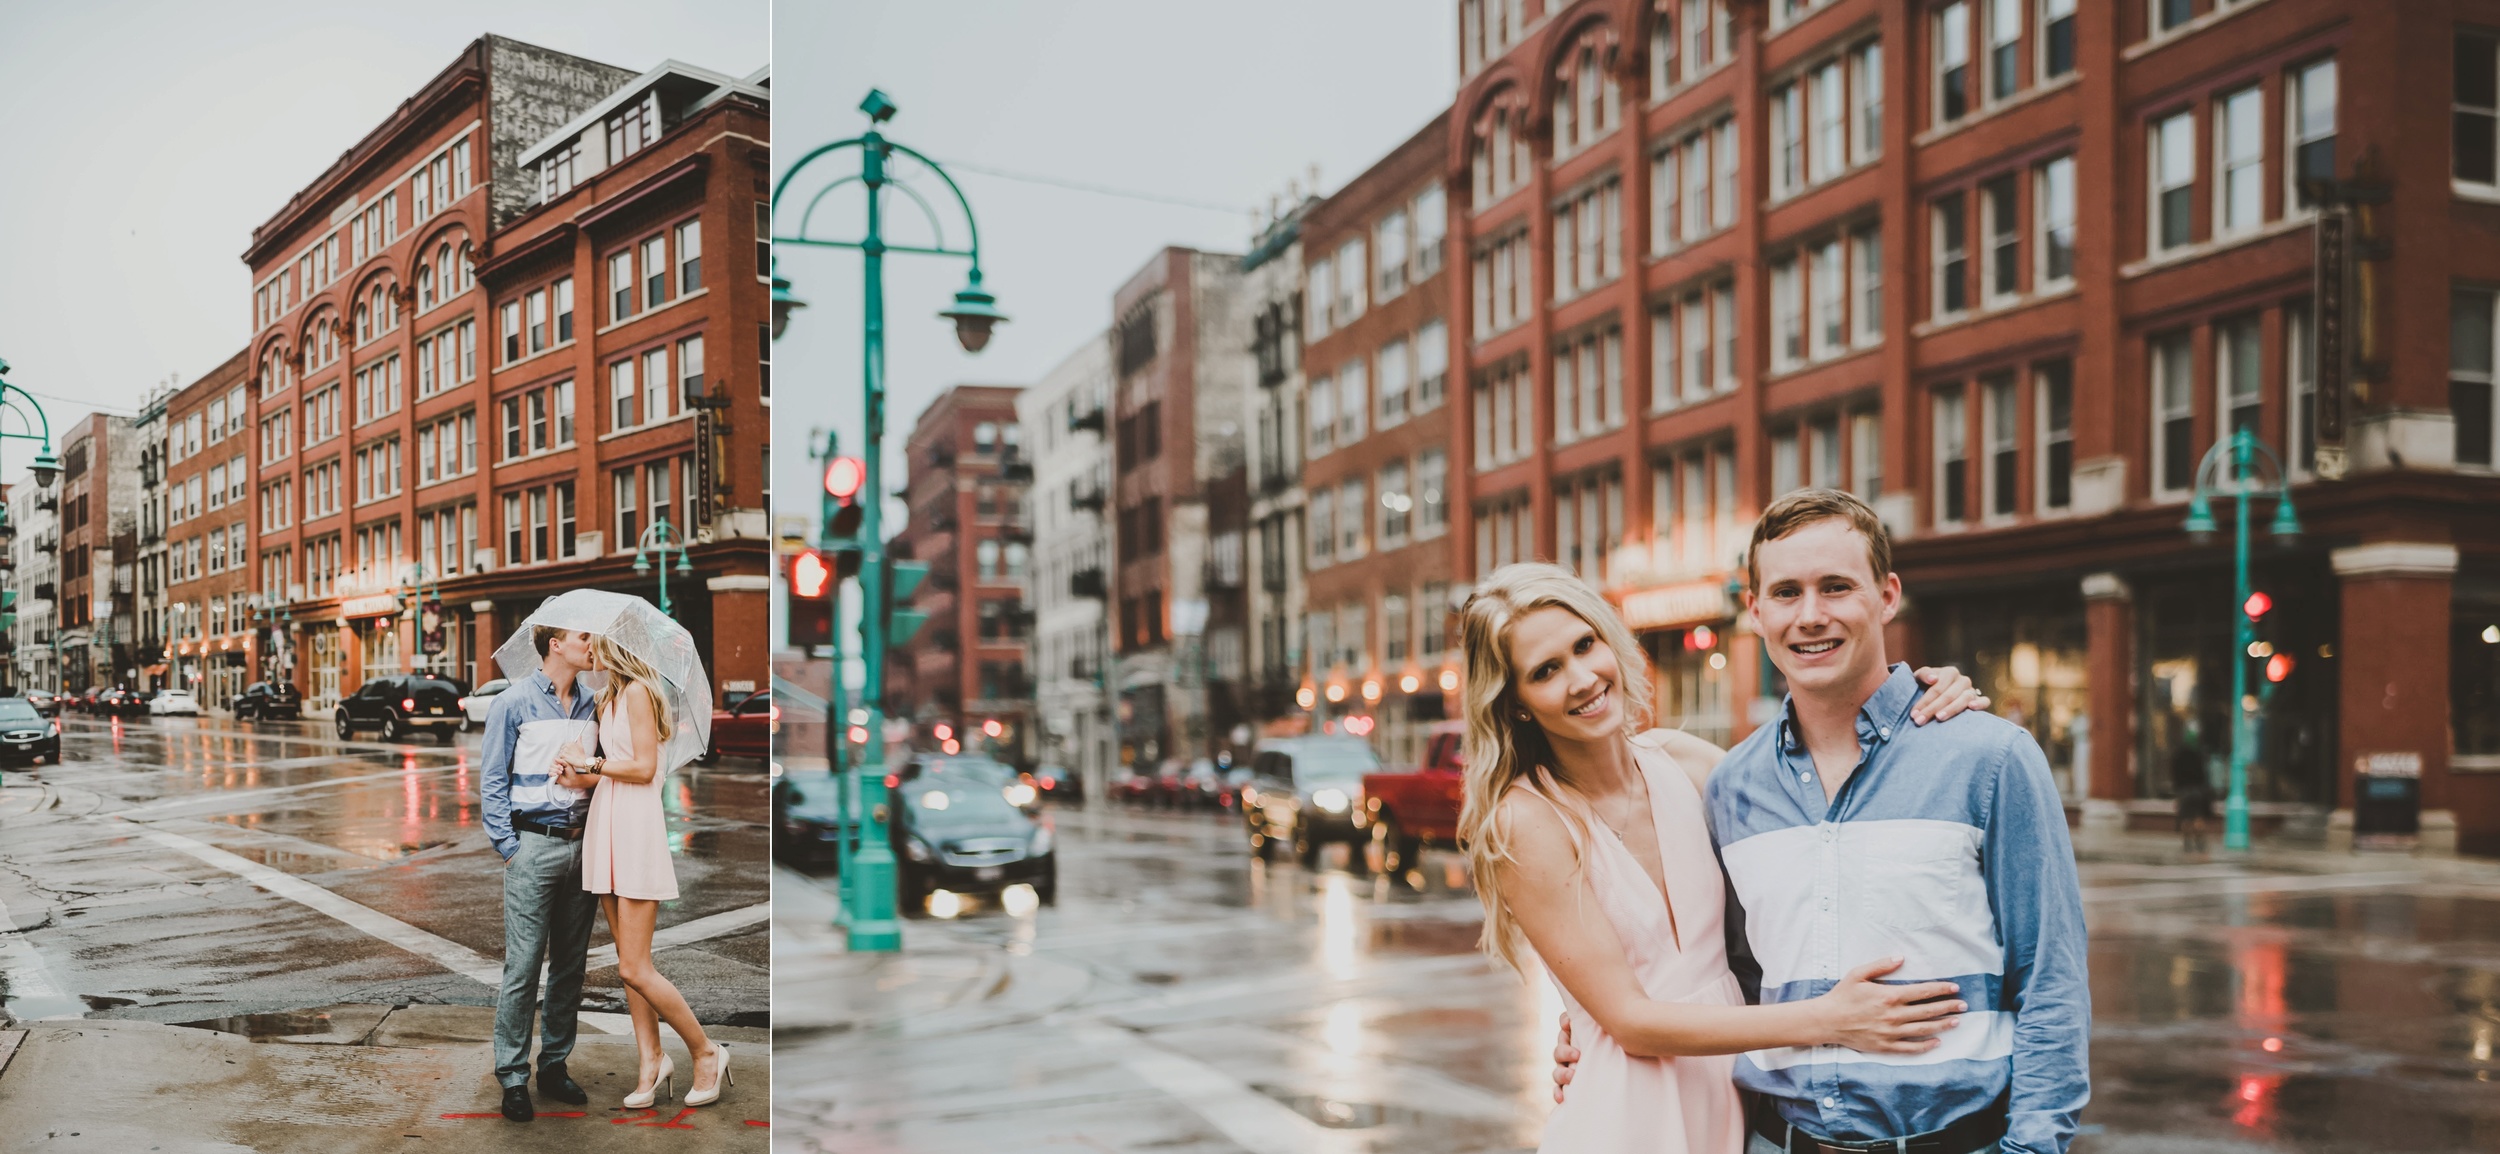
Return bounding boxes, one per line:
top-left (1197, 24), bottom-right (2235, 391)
top-left (1745, 487), bottom-right (1893, 593)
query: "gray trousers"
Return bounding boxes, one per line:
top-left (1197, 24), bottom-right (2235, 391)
top-left (494, 829), bottom-right (599, 1088)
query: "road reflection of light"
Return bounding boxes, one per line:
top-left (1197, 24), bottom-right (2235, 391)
top-left (455, 754), bottom-right (473, 826)
top-left (2228, 927), bottom-right (2290, 1135)
top-left (1318, 874), bottom-right (1360, 980)
top-left (403, 756), bottom-right (423, 846)
top-left (1323, 998), bottom-right (1364, 1056)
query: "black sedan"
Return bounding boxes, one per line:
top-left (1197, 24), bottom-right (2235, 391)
top-left (233, 681), bottom-right (303, 720)
top-left (771, 768), bottom-right (857, 871)
top-left (0, 697), bottom-right (61, 765)
top-left (894, 762), bottom-right (1056, 915)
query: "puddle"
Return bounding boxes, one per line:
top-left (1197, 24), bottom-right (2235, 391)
top-left (173, 1006), bottom-right (380, 1043)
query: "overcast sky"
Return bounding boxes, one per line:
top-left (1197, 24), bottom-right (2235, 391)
top-left (774, 0), bottom-right (1458, 525)
top-left (0, 0), bottom-right (764, 467)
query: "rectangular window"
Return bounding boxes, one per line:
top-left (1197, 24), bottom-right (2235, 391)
top-left (1771, 81), bottom-right (1803, 198)
top-left (2218, 313), bottom-right (2263, 439)
top-left (613, 469), bottom-right (639, 551)
top-left (2456, 290), bottom-right (2495, 468)
top-left (1339, 358), bottom-right (1368, 445)
top-left (2037, 155), bottom-right (2076, 288)
top-left (2458, 34), bottom-right (2498, 186)
top-left (1711, 119), bottom-right (1738, 229)
top-left (1309, 484), bottom-right (1335, 566)
top-left (1986, 0), bottom-right (2021, 103)
top-left (1417, 448), bottom-right (1448, 537)
top-left (501, 300), bottom-right (522, 363)
top-left (676, 220), bottom-right (701, 294)
top-left (678, 335), bottom-right (705, 404)
top-left (555, 483), bottom-right (577, 558)
top-left (1377, 209), bottom-right (1409, 300)
top-left (611, 359), bottom-right (637, 429)
top-left (2286, 302), bottom-right (2316, 475)
top-left (1379, 459), bottom-right (1410, 545)
top-left (2041, 0), bottom-right (2076, 80)
top-left (1852, 228), bottom-right (1883, 345)
top-left (2290, 57), bottom-right (2337, 210)
top-left (2153, 330), bottom-right (2197, 493)
top-left (1651, 146), bottom-right (1678, 253)
top-left (1853, 42), bottom-right (1883, 163)
top-left (1681, 132), bottom-right (1709, 239)
top-left (1336, 238), bottom-right (1368, 325)
top-left (1770, 257), bottom-right (1802, 370)
top-left (1771, 429), bottom-right (1800, 495)
top-left (642, 236), bottom-right (668, 308)
top-left (1811, 239), bottom-right (1844, 359)
top-left (1651, 303), bottom-right (1680, 412)
top-left (1712, 281), bottom-right (1737, 392)
top-left (2217, 86), bottom-right (2264, 235)
top-left (553, 277), bottom-right (574, 343)
top-left (1307, 257), bottom-right (1333, 341)
top-left (528, 389), bottom-right (550, 452)
top-left (610, 250), bottom-right (634, 322)
top-left (2153, 112), bottom-right (2196, 252)
top-left (1378, 338), bottom-right (1411, 426)
top-left (2038, 359), bottom-right (2074, 510)
top-left (527, 288), bottom-right (548, 354)
top-left (1935, 385), bottom-right (1968, 524)
top-left (1681, 291), bottom-right (1711, 405)
top-left (1985, 175), bottom-right (2020, 304)
top-left (1850, 410), bottom-right (1883, 498)
top-left (1984, 372), bottom-right (2019, 517)
top-left (1935, 192), bottom-right (1969, 316)
top-left (501, 396), bottom-right (523, 459)
top-left (1417, 320), bottom-right (1448, 410)
top-left (1936, 1), bottom-right (1971, 125)
top-left (1811, 60), bottom-right (1845, 184)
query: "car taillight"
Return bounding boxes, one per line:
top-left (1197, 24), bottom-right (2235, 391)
top-left (402, 698), bottom-right (416, 711)
top-left (457, 698), bottom-right (470, 710)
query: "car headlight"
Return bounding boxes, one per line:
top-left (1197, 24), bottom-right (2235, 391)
top-left (1312, 788), bottom-right (1350, 814)
top-left (1030, 824), bottom-right (1054, 856)
top-left (1003, 783), bottom-right (1037, 807)
top-left (903, 838), bottom-right (932, 863)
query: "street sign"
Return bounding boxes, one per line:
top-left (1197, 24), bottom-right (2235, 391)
top-left (695, 410), bottom-right (717, 529)
top-left (2314, 210), bottom-right (2349, 478)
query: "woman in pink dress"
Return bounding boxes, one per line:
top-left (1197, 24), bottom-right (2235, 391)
top-left (554, 635), bottom-right (731, 1109)
top-left (1455, 564), bottom-right (1971, 1154)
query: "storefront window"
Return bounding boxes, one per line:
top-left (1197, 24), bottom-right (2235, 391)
top-left (1924, 587), bottom-right (2088, 800)
top-left (2455, 599), bottom-right (2500, 765)
top-left (2135, 570), bottom-right (2338, 806)
top-left (1644, 628), bottom-right (1731, 749)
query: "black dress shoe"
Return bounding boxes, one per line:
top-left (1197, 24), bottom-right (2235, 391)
top-left (501, 1084), bottom-right (535, 1121)
top-left (539, 1064), bottom-right (588, 1105)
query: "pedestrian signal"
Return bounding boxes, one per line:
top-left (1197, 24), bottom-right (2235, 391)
top-left (788, 550), bottom-right (833, 649)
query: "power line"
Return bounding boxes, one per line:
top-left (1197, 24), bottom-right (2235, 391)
top-left (933, 158), bottom-right (1250, 216)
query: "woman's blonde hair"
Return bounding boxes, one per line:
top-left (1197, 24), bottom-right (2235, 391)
top-left (592, 634), bottom-right (675, 745)
top-left (1455, 562), bottom-right (1654, 975)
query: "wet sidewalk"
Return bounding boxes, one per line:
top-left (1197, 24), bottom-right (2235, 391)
top-left (0, 1003), bottom-right (770, 1153)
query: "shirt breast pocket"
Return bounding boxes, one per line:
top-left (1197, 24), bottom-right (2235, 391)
top-left (1854, 837), bottom-right (1970, 933)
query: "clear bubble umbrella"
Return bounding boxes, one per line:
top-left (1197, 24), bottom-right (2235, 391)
top-left (493, 589), bottom-right (712, 771)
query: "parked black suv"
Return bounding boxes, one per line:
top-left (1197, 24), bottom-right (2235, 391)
top-left (233, 681), bottom-right (303, 720)
top-left (335, 674), bottom-right (468, 742)
top-left (0, 697), bottom-right (60, 766)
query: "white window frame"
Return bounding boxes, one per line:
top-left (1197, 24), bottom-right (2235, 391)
top-left (2215, 85), bottom-right (2265, 238)
top-left (1982, 372), bottom-right (2020, 521)
top-left (1934, 385), bottom-right (1968, 525)
top-left (2152, 330), bottom-right (2197, 497)
top-left (2151, 111), bottom-right (2197, 254)
top-left (2035, 155), bottom-right (2076, 291)
top-left (1982, 175), bottom-right (2021, 309)
top-left (1851, 227), bottom-right (1884, 346)
top-left (2287, 56), bottom-right (2337, 215)
top-left (1933, 193), bottom-right (1970, 319)
top-left (2036, 359), bottom-right (2075, 513)
top-left (1935, 1), bottom-right (1972, 127)
top-left (1984, 0), bottom-right (2023, 106)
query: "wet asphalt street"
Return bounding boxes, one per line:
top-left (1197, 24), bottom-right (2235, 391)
top-left (772, 802), bottom-right (2500, 1154)
top-left (0, 712), bottom-right (770, 1030)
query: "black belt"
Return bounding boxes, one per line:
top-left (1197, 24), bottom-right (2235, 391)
top-left (514, 817), bottom-right (582, 842)
top-left (1750, 1094), bottom-right (2007, 1154)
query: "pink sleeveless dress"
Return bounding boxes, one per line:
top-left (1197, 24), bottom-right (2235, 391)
top-left (582, 696), bottom-right (679, 901)
top-left (1531, 734), bottom-right (1747, 1154)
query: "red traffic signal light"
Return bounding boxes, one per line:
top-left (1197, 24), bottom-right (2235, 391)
top-left (792, 550), bottom-right (835, 598)
top-left (2244, 591), bottom-right (2273, 620)
top-left (825, 456), bottom-right (866, 500)
top-left (2266, 653), bottom-right (2294, 682)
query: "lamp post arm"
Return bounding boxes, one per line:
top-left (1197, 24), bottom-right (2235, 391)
top-left (769, 137), bottom-right (871, 221)
top-left (881, 141), bottom-right (988, 277)
top-left (0, 383), bottom-right (53, 449)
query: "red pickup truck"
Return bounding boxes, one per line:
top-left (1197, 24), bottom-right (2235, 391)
top-left (1359, 721), bottom-right (1466, 878)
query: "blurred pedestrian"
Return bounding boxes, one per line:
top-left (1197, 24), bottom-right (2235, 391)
top-left (2171, 727), bottom-right (2213, 856)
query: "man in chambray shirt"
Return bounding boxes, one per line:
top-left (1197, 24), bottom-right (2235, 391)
top-left (1712, 490), bottom-right (2089, 1154)
top-left (479, 624), bottom-right (601, 1122)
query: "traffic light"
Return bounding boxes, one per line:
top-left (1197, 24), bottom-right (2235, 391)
top-left (789, 549), bottom-right (833, 648)
top-left (2243, 591), bottom-right (2272, 621)
top-left (825, 455), bottom-right (866, 580)
top-left (887, 559), bottom-right (930, 645)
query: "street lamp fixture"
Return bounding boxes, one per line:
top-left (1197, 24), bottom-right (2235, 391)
top-left (773, 88), bottom-right (1004, 953)
top-left (770, 263), bottom-right (807, 341)
top-left (2181, 425), bottom-right (2302, 852)
top-left (632, 518), bottom-right (696, 615)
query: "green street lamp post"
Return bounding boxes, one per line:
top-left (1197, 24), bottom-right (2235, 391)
top-left (2182, 426), bottom-right (2302, 852)
top-left (774, 89), bottom-right (1007, 951)
top-left (632, 518), bottom-right (697, 616)
top-left (0, 358), bottom-right (67, 695)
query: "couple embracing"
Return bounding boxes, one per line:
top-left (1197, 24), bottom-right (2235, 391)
top-left (478, 590), bottom-right (734, 1120)
top-left (1464, 489), bottom-right (2089, 1154)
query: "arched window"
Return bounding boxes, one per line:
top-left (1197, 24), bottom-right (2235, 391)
top-left (458, 242), bottom-right (475, 291)
top-left (418, 263), bottom-right (435, 310)
top-left (355, 303), bottom-right (371, 344)
top-left (1553, 27), bottom-right (1621, 158)
top-left (1470, 90), bottom-right (1534, 203)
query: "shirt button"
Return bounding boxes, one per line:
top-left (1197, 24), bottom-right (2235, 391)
top-left (1821, 825), bottom-right (1836, 841)
top-left (1820, 1096), bottom-right (1838, 1109)
top-left (1800, 773), bottom-right (1813, 784)
top-left (1878, 726), bottom-right (1891, 740)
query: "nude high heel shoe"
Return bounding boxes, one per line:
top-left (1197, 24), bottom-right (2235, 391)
top-left (622, 1054), bottom-right (674, 1109)
top-left (684, 1042), bottom-right (732, 1107)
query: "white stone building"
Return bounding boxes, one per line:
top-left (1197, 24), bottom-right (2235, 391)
top-left (1018, 337), bottom-right (1116, 798)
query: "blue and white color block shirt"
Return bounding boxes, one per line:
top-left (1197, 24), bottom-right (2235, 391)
top-left (480, 671), bottom-right (600, 861)
top-left (1707, 664), bottom-right (2090, 1154)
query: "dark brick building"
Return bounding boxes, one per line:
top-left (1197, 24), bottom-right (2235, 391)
top-left (891, 385), bottom-right (1035, 760)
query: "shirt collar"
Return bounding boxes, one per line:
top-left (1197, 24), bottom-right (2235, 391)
top-left (1779, 662), bottom-right (1920, 754)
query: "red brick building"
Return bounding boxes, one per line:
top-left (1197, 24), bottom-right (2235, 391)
top-left (1296, 113), bottom-right (1461, 767)
top-left (236, 36), bottom-right (770, 709)
top-left (891, 385), bottom-right (1034, 758)
top-left (1443, 1), bottom-right (2500, 852)
top-left (161, 356), bottom-right (258, 706)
